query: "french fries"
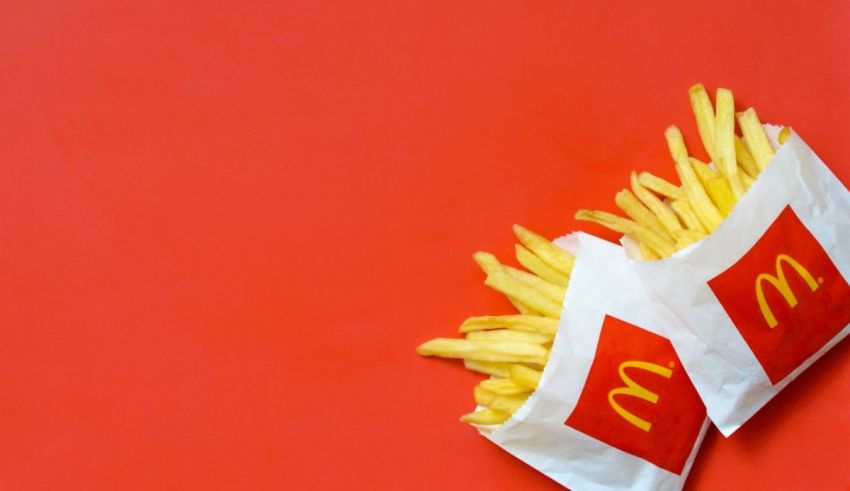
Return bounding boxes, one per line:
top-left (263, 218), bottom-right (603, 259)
top-left (577, 84), bottom-right (787, 259)
top-left (417, 226), bottom-right (572, 425)
top-left (418, 85), bottom-right (787, 431)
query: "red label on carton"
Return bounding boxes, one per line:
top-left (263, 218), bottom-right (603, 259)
top-left (708, 206), bottom-right (850, 384)
top-left (564, 315), bottom-right (705, 475)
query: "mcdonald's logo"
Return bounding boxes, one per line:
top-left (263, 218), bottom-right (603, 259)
top-left (709, 206), bottom-right (850, 384)
top-left (565, 315), bottom-right (704, 475)
top-left (755, 254), bottom-right (822, 328)
top-left (608, 361), bottom-right (672, 431)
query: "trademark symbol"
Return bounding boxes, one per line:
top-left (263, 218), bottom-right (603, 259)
top-left (668, 361), bottom-right (676, 369)
top-left (818, 276), bottom-right (825, 284)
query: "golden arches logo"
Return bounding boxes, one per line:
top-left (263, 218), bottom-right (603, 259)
top-left (755, 254), bottom-right (821, 328)
top-left (607, 361), bottom-right (672, 432)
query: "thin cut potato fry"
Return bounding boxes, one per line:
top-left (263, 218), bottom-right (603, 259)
top-left (637, 172), bottom-right (688, 201)
top-left (508, 299), bottom-right (539, 315)
top-left (472, 252), bottom-right (540, 315)
top-left (779, 126), bottom-right (792, 145)
top-left (460, 408), bottom-right (510, 425)
top-left (714, 88), bottom-right (745, 199)
top-left (485, 269), bottom-right (562, 318)
top-left (466, 329), bottom-right (553, 344)
top-left (737, 108), bottom-right (775, 170)
top-left (740, 170), bottom-right (755, 188)
top-left (464, 359), bottom-right (512, 378)
top-left (574, 209), bottom-right (676, 257)
top-left (630, 171), bottom-right (683, 237)
top-left (513, 225), bottom-right (574, 276)
top-left (515, 244), bottom-right (569, 287)
top-left (690, 158), bottom-right (736, 216)
top-left (673, 229), bottom-right (706, 249)
top-left (510, 364), bottom-right (542, 389)
top-left (674, 158), bottom-right (723, 232)
top-left (416, 338), bottom-right (549, 365)
top-left (474, 386), bottom-right (527, 414)
top-left (479, 378), bottom-right (533, 396)
top-left (735, 135), bottom-right (760, 178)
top-left (670, 200), bottom-right (706, 233)
top-left (472, 251), bottom-right (500, 273)
top-left (636, 237), bottom-right (660, 260)
top-left (615, 189), bottom-right (670, 240)
top-left (503, 265), bottom-right (566, 305)
top-left (689, 83), bottom-right (718, 162)
top-left (664, 125), bottom-right (690, 164)
top-left (459, 315), bottom-right (559, 335)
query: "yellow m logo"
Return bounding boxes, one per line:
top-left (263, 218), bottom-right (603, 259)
top-left (607, 361), bottom-right (672, 432)
top-left (756, 254), bottom-right (820, 328)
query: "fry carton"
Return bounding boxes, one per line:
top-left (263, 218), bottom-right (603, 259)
top-left (477, 233), bottom-right (709, 490)
top-left (629, 126), bottom-right (850, 435)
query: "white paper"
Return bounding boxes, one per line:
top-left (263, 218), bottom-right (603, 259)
top-left (477, 233), bottom-right (709, 491)
top-left (629, 127), bottom-right (850, 436)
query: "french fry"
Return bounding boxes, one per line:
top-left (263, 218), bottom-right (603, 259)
top-left (515, 244), bottom-right (569, 287)
top-left (510, 364), bottom-right (542, 389)
top-left (513, 225), bottom-right (574, 276)
top-left (690, 158), bottom-right (736, 216)
top-left (574, 209), bottom-right (677, 257)
top-left (464, 359), bottom-right (512, 378)
top-left (636, 237), bottom-right (660, 260)
top-left (740, 170), bottom-right (755, 188)
top-left (615, 189), bottom-right (670, 240)
top-left (638, 172), bottom-right (687, 201)
top-left (479, 378), bottom-right (534, 396)
top-left (670, 200), bottom-right (706, 233)
top-left (714, 88), bottom-right (745, 199)
top-left (459, 315), bottom-right (559, 335)
top-left (460, 408), bottom-right (510, 425)
top-left (673, 229), bottom-right (706, 249)
top-left (474, 386), bottom-right (527, 414)
top-left (735, 135), bottom-right (760, 178)
top-left (664, 125), bottom-right (690, 164)
top-left (674, 158), bottom-right (724, 232)
top-left (484, 269), bottom-right (562, 318)
top-left (466, 329), bottom-right (553, 344)
top-left (779, 126), bottom-right (792, 144)
top-left (689, 83), bottom-right (718, 162)
top-left (472, 251), bottom-right (500, 273)
top-left (630, 171), bottom-right (683, 237)
top-left (473, 252), bottom-right (540, 315)
top-left (417, 338), bottom-right (549, 365)
top-left (737, 107), bottom-right (775, 171)
top-left (502, 265), bottom-right (566, 305)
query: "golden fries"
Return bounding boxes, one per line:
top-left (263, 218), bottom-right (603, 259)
top-left (418, 85), bottom-right (786, 431)
top-left (576, 84), bottom-right (783, 260)
top-left (417, 226), bottom-right (573, 426)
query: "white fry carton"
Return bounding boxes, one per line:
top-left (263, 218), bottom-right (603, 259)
top-left (477, 233), bottom-right (709, 491)
top-left (629, 127), bottom-right (850, 435)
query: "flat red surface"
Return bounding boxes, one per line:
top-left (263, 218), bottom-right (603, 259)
top-left (1, 1), bottom-right (849, 489)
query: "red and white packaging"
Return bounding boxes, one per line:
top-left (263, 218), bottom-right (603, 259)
top-left (630, 127), bottom-right (850, 436)
top-left (476, 233), bottom-right (709, 491)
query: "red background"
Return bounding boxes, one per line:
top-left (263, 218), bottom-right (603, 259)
top-left (1, 1), bottom-right (849, 489)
